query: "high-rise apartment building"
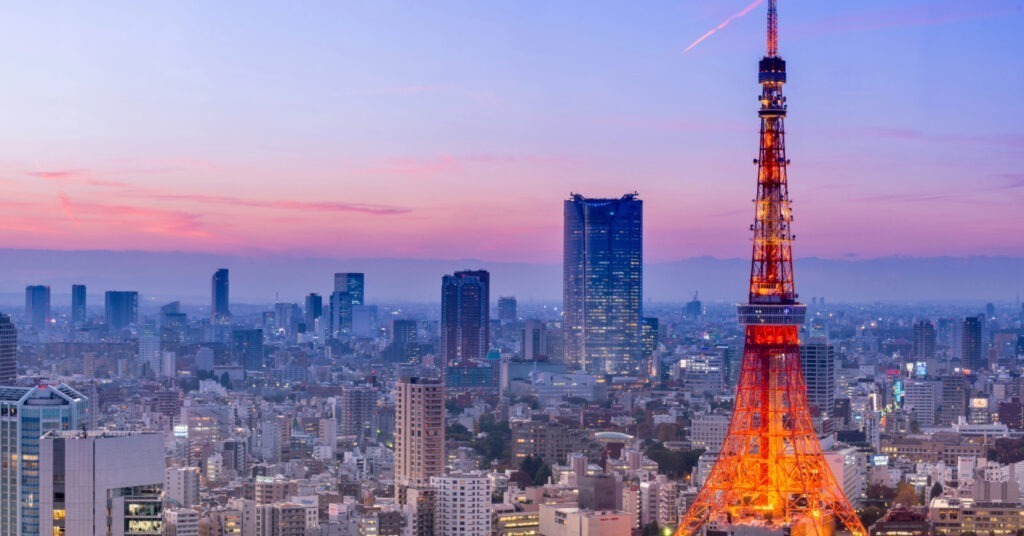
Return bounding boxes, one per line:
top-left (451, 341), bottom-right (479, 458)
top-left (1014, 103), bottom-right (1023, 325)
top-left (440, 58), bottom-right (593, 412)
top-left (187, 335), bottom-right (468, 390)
top-left (394, 376), bottom-right (445, 491)
top-left (497, 296), bottom-right (517, 323)
top-left (0, 384), bottom-right (89, 536)
top-left (104, 291), bottom-right (139, 331)
top-left (939, 371), bottom-right (969, 426)
top-left (431, 472), bottom-right (491, 536)
top-left (800, 341), bottom-right (837, 420)
top-left (441, 270), bottom-right (490, 367)
top-left (913, 320), bottom-right (936, 360)
top-left (339, 386), bottom-right (378, 438)
top-left (40, 430), bottom-right (164, 536)
top-left (232, 329), bottom-right (264, 378)
top-left (563, 193), bottom-right (643, 375)
top-left (521, 320), bottom-right (547, 361)
top-left (212, 269), bottom-right (231, 322)
top-left (25, 285), bottom-right (50, 331)
top-left (962, 316), bottom-right (984, 371)
top-left (165, 466), bottom-right (202, 508)
top-left (71, 284), bottom-right (87, 326)
top-left (0, 314), bottom-right (15, 384)
top-left (904, 379), bottom-right (937, 427)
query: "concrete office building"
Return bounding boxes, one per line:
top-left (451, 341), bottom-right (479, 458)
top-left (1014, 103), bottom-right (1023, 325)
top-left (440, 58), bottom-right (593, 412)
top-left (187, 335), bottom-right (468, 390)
top-left (39, 430), bottom-right (164, 536)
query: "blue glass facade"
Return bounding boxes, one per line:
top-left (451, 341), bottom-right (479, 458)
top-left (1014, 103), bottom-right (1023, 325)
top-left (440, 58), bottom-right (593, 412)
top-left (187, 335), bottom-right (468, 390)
top-left (0, 384), bottom-right (88, 536)
top-left (563, 194), bottom-right (643, 375)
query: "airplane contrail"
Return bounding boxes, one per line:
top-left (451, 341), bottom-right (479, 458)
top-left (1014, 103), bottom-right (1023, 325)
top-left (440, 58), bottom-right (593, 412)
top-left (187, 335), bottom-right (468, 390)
top-left (683, 0), bottom-right (765, 54)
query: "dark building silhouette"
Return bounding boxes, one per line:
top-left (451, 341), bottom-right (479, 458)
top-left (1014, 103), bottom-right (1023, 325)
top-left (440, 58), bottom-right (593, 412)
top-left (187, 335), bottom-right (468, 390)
top-left (0, 314), bottom-right (16, 384)
top-left (304, 293), bottom-right (323, 333)
top-left (563, 193), bottom-right (643, 375)
top-left (441, 270), bottom-right (490, 367)
top-left (913, 320), bottom-right (936, 360)
top-left (961, 315), bottom-right (984, 371)
top-left (390, 319), bottom-right (418, 362)
top-left (104, 291), bottom-right (139, 331)
top-left (497, 296), bottom-right (517, 323)
top-left (71, 284), bottom-right (87, 326)
top-left (211, 268), bottom-right (231, 322)
top-left (232, 329), bottom-right (264, 378)
top-left (641, 317), bottom-right (658, 358)
top-left (25, 285), bottom-right (50, 331)
top-left (998, 397), bottom-right (1024, 431)
top-left (684, 292), bottom-right (703, 320)
top-left (329, 291), bottom-right (353, 337)
top-left (939, 371), bottom-right (969, 426)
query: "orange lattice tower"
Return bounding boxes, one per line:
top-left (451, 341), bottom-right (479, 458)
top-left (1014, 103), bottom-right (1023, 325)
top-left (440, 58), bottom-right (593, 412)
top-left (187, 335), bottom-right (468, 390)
top-left (674, 3), bottom-right (866, 536)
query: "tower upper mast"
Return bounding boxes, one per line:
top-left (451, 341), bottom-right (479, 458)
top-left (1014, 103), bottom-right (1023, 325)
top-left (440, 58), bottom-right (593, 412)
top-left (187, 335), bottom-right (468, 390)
top-left (766, 0), bottom-right (778, 57)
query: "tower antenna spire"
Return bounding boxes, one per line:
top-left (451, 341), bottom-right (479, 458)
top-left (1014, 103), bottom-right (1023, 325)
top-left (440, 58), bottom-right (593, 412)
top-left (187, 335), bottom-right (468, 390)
top-left (767, 0), bottom-right (778, 57)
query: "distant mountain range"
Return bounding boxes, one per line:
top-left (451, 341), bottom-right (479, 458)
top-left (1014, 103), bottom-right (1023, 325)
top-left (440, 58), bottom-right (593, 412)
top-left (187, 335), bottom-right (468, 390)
top-left (0, 248), bottom-right (1020, 308)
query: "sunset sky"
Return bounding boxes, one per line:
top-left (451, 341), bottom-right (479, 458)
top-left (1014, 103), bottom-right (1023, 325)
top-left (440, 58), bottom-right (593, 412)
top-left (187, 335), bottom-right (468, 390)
top-left (0, 1), bottom-right (1020, 263)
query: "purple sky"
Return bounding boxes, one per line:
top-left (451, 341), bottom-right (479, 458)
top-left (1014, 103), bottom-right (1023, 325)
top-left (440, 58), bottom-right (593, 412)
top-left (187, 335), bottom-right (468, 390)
top-left (0, 1), bottom-right (1021, 262)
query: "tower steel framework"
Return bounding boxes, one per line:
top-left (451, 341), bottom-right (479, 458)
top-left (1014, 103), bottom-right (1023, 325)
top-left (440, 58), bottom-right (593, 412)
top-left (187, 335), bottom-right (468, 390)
top-left (674, 3), bottom-right (866, 536)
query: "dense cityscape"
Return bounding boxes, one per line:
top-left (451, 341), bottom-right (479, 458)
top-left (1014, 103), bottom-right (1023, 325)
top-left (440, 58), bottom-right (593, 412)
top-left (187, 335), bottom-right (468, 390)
top-left (1, 2), bottom-right (1022, 536)
top-left (5, 245), bottom-right (1024, 536)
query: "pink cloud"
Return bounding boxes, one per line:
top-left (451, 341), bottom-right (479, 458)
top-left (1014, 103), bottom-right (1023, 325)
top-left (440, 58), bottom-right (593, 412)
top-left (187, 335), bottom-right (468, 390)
top-left (26, 166), bottom-right (411, 216)
top-left (27, 169), bottom-right (90, 180)
top-left (151, 193), bottom-right (412, 215)
top-left (58, 192), bottom-right (80, 226)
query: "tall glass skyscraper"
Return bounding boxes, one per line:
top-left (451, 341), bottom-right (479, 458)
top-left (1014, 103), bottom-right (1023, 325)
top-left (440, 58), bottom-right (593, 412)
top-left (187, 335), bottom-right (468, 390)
top-left (0, 314), bottom-right (15, 384)
top-left (334, 273), bottom-right (365, 305)
top-left (211, 268), bottom-right (231, 322)
top-left (441, 270), bottom-right (490, 368)
top-left (563, 193), bottom-right (643, 375)
top-left (232, 329), bottom-right (264, 379)
top-left (71, 284), bottom-right (87, 326)
top-left (24, 285), bottom-right (50, 332)
top-left (104, 291), bottom-right (139, 332)
top-left (0, 384), bottom-right (89, 536)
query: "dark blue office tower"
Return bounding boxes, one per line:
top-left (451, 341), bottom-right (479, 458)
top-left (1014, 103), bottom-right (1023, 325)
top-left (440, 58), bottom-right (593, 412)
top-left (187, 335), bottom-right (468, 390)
top-left (25, 285), bottom-right (50, 331)
top-left (211, 268), bottom-right (231, 322)
top-left (563, 193), bottom-right (643, 376)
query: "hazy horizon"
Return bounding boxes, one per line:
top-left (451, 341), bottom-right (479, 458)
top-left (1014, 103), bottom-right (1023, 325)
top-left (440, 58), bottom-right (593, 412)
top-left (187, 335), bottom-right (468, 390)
top-left (2, 248), bottom-right (1022, 307)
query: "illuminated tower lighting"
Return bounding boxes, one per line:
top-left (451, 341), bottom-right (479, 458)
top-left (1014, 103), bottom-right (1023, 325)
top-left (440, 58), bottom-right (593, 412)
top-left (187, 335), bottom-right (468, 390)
top-left (675, 2), bottom-right (866, 536)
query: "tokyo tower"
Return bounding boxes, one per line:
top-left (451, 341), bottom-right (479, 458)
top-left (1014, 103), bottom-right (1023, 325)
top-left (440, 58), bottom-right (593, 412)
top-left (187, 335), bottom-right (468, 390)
top-left (674, 2), bottom-right (866, 536)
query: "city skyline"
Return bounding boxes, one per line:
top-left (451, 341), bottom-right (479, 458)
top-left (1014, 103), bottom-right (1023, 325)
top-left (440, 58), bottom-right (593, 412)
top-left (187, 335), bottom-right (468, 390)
top-left (0, 1), bottom-right (1020, 262)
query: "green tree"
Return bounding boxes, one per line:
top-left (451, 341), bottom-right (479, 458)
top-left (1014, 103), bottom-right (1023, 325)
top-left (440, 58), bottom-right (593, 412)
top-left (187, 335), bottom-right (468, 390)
top-left (894, 480), bottom-right (920, 506)
top-left (858, 506), bottom-right (885, 528)
top-left (520, 455), bottom-right (543, 480)
top-left (447, 423), bottom-right (472, 442)
top-left (930, 482), bottom-right (943, 499)
top-left (219, 372), bottom-right (232, 389)
top-left (534, 463), bottom-right (552, 486)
